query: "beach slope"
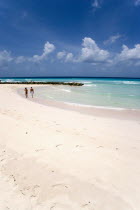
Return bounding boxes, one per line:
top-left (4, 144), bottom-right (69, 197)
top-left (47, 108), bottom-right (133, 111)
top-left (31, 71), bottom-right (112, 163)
top-left (0, 85), bottom-right (140, 210)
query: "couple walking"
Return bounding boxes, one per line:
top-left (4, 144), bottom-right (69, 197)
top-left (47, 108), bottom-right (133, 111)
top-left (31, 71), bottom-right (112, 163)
top-left (24, 87), bottom-right (34, 98)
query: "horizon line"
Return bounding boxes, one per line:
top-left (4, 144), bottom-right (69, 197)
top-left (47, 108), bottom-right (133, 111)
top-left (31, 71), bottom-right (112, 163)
top-left (0, 76), bottom-right (140, 79)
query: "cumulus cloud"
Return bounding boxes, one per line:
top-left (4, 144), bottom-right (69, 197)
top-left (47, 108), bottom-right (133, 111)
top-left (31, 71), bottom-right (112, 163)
top-left (57, 51), bottom-right (66, 60)
top-left (0, 41), bottom-right (56, 67)
top-left (0, 50), bottom-right (13, 67)
top-left (56, 37), bottom-right (110, 64)
top-left (14, 41), bottom-right (56, 64)
top-left (104, 34), bottom-right (122, 45)
top-left (117, 44), bottom-right (140, 61)
top-left (56, 37), bottom-right (140, 67)
top-left (135, 0), bottom-right (140, 6)
top-left (79, 37), bottom-right (110, 63)
top-left (65, 53), bottom-right (74, 62)
top-left (15, 56), bottom-right (26, 64)
top-left (0, 50), bottom-right (12, 62)
top-left (57, 51), bottom-right (75, 62)
top-left (43, 42), bottom-right (55, 55)
top-left (2, 37), bottom-right (140, 70)
top-left (31, 41), bottom-right (55, 62)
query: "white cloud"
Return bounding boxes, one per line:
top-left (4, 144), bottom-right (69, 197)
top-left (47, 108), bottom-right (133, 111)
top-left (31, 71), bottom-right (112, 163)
top-left (104, 34), bottom-right (122, 45)
top-left (57, 51), bottom-right (66, 60)
top-left (118, 44), bottom-right (140, 61)
top-left (56, 37), bottom-right (110, 64)
top-left (2, 38), bottom-right (140, 71)
top-left (65, 53), bottom-right (74, 62)
top-left (135, 0), bottom-right (140, 6)
top-left (1, 41), bottom-right (56, 65)
top-left (0, 50), bottom-right (13, 67)
top-left (43, 42), bottom-right (55, 55)
top-left (15, 56), bottom-right (26, 64)
top-left (31, 41), bottom-right (55, 62)
top-left (79, 37), bottom-right (110, 63)
top-left (0, 50), bottom-right (12, 62)
top-left (57, 51), bottom-right (75, 62)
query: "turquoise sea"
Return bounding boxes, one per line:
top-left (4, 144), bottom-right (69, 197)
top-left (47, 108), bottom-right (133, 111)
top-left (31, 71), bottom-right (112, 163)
top-left (1, 77), bottom-right (140, 110)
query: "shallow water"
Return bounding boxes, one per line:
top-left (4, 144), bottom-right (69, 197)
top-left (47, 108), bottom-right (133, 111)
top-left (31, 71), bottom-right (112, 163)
top-left (1, 77), bottom-right (140, 109)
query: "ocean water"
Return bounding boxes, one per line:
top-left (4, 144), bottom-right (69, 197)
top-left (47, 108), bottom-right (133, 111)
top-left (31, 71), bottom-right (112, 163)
top-left (1, 77), bottom-right (140, 110)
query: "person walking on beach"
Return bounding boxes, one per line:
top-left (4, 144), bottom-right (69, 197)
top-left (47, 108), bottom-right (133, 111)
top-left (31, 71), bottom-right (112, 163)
top-left (24, 88), bottom-right (28, 98)
top-left (30, 87), bottom-right (34, 98)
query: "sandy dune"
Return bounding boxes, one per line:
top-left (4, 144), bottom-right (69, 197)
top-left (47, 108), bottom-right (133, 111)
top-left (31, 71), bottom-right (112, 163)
top-left (0, 85), bottom-right (140, 210)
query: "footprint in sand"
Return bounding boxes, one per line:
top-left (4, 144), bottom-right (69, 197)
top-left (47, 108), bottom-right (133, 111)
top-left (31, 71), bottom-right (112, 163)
top-left (97, 146), bottom-right (103, 148)
top-left (21, 185), bottom-right (40, 197)
top-left (50, 203), bottom-right (72, 210)
top-left (30, 185), bottom-right (40, 198)
top-left (0, 150), bottom-right (6, 157)
top-left (35, 149), bottom-right (46, 152)
top-left (56, 144), bottom-right (63, 148)
top-left (56, 130), bottom-right (62, 133)
top-left (82, 204), bottom-right (88, 207)
top-left (52, 184), bottom-right (68, 189)
top-left (82, 201), bottom-right (95, 209)
top-left (50, 203), bottom-right (57, 210)
top-left (9, 174), bottom-right (17, 184)
top-left (0, 158), bottom-right (5, 162)
top-left (76, 145), bottom-right (83, 148)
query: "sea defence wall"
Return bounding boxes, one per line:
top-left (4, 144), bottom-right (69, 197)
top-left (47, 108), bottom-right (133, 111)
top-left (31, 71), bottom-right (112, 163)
top-left (0, 81), bottom-right (84, 86)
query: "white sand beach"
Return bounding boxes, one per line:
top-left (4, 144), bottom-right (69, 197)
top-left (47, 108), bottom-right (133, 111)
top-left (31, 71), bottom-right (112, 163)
top-left (0, 84), bottom-right (140, 210)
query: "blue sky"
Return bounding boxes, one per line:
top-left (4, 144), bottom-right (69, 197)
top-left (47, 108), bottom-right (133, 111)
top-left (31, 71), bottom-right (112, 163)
top-left (0, 0), bottom-right (140, 77)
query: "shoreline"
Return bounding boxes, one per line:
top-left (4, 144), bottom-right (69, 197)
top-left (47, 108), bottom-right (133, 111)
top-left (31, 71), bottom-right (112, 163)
top-left (18, 85), bottom-right (140, 121)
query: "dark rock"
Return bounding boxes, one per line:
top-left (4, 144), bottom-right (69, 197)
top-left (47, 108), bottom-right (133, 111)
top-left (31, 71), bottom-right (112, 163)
top-left (0, 81), bottom-right (84, 86)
